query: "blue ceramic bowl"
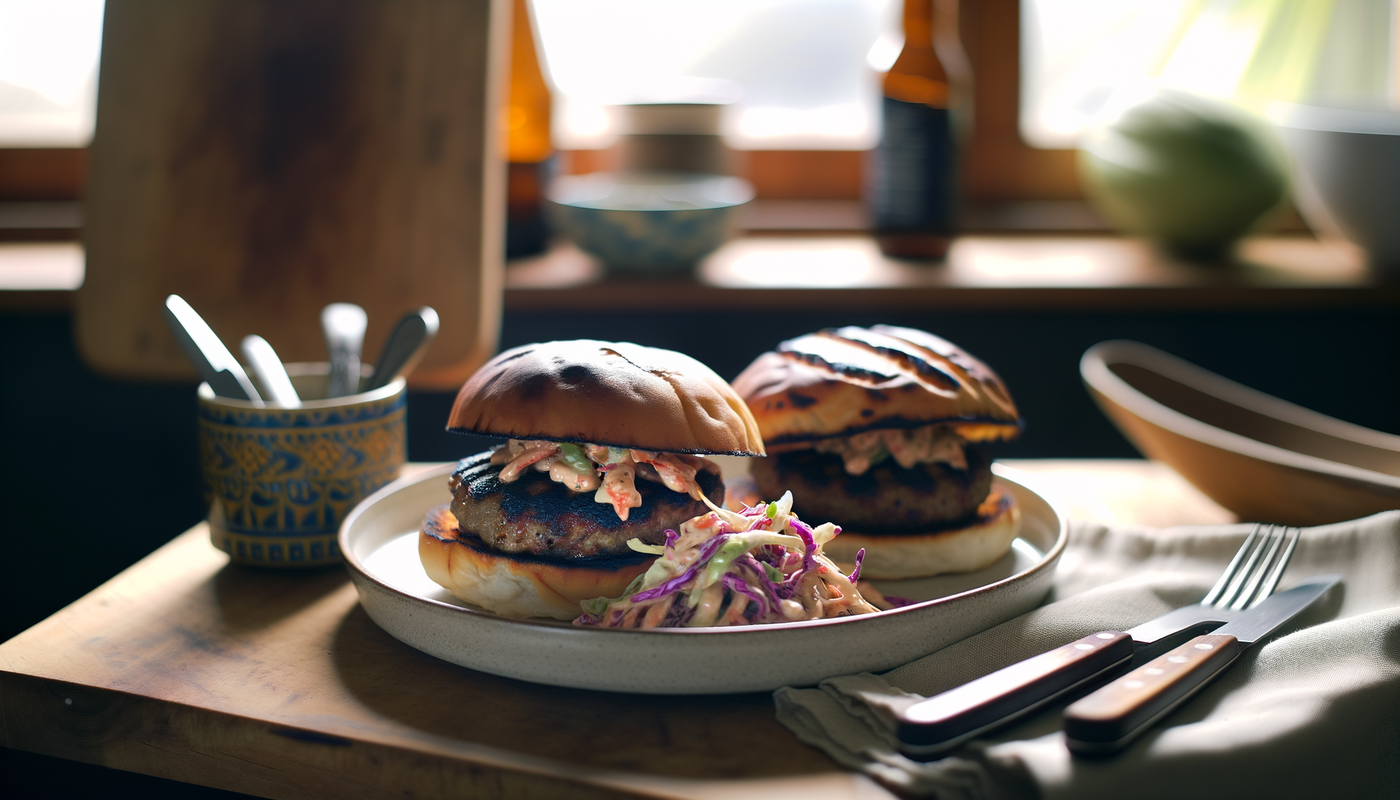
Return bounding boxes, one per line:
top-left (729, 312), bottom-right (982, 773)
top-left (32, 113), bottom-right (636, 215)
top-left (548, 171), bottom-right (753, 274)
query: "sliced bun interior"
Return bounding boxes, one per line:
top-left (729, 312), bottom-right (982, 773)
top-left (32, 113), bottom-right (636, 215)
top-left (449, 340), bottom-right (765, 456)
top-left (732, 325), bottom-right (1021, 448)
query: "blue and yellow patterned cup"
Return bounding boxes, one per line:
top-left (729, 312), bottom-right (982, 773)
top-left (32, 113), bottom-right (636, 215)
top-left (197, 363), bottom-right (406, 568)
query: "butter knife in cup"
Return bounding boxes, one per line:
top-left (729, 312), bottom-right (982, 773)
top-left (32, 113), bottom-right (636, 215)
top-left (163, 294), bottom-right (264, 405)
top-left (1063, 573), bottom-right (1341, 755)
top-left (240, 335), bottom-right (301, 407)
top-left (896, 524), bottom-right (1300, 757)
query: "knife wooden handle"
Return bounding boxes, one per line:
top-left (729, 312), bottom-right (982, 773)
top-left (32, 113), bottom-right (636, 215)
top-left (897, 631), bottom-right (1134, 756)
top-left (1064, 633), bottom-right (1241, 755)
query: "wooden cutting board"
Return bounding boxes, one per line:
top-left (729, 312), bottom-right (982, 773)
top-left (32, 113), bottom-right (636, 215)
top-left (77, 0), bottom-right (509, 390)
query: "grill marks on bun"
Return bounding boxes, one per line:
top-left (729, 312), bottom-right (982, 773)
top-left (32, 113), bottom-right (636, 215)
top-left (822, 326), bottom-right (962, 391)
top-left (870, 325), bottom-right (1017, 412)
top-left (733, 326), bottom-right (1022, 448)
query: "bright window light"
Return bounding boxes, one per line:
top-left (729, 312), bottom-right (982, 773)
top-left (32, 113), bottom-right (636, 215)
top-left (1021, 0), bottom-right (1397, 150)
top-left (1020, 0), bottom-right (1193, 149)
top-left (534, 0), bottom-right (898, 150)
top-left (1, 0), bottom-right (898, 151)
top-left (0, 0), bottom-right (104, 146)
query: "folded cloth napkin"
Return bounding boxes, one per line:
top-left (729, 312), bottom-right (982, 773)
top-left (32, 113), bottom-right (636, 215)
top-left (775, 512), bottom-right (1400, 799)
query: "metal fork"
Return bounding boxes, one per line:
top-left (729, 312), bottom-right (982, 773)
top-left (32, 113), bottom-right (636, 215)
top-left (896, 523), bottom-right (1303, 756)
top-left (1129, 523), bottom-right (1302, 662)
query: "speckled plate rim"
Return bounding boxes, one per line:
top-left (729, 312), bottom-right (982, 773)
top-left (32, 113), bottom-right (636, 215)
top-left (339, 462), bottom-right (1068, 694)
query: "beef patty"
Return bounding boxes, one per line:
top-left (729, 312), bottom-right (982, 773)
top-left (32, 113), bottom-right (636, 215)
top-left (750, 445), bottom-right (990, 533)
top-left (449, 450), bottom-right (724, 559)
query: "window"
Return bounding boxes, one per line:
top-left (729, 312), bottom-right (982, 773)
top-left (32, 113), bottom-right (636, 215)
top-left (0, 0), bottom-right (1076, 203)
top-left (1021, 0), bottom-right (1398, 150)
top-left (0, 0), bottom-right (103, 147)
top-left (535, 0), bottom-right (900, 151)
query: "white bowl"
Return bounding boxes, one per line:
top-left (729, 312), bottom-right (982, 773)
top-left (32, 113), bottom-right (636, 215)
top-left (1272, 103), bottom-right (1400, 271)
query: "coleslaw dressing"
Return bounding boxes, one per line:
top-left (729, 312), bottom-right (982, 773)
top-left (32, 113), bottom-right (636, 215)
top-left (814, 423), bottom-right (969, 474)
top-left (577, 492), bottom-right (886, 628)
top-left (490, 439), bottom-right (717, 520)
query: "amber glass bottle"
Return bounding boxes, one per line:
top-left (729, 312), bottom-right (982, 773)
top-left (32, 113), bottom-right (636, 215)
top-left (868, 0), bottom-right (959, 259)
top-left (504, 0), bottom-right (553, 258)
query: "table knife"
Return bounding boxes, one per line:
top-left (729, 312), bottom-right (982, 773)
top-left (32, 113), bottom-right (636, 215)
top-left (1063, 573), bottom-right (1341, 755)
top-left (164, 294), bottom-right (264, 405)
top-left (896, 589), bottom-right (1278, 757)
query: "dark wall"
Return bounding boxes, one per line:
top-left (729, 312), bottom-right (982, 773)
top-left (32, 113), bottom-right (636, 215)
top-left (5, 304), bottom-right (1400, 643)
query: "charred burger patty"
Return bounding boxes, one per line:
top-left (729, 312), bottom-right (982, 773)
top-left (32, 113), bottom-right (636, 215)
top-left (449, 450), bottom-right (726, 559)
top-left (750, 445), bottom-right (990, 533)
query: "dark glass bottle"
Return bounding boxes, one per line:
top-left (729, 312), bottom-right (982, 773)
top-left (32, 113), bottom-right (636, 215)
top-left (868, 0), bottom-right (959, 259)
top-left (504, 0), bottom-right (553, 259)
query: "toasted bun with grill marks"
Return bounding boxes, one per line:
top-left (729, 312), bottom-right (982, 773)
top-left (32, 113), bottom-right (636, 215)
top-left (449, 340), bottom-right (765, 456)
top-left (419, 504), bottom-right (652, 620)
top-left (732, 325), bottom-right (1021, 449)
top-left (820, 487), bottom-right (1020, 578)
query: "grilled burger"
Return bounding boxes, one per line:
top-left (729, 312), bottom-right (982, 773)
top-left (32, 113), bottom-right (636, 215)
top-left (420, 340), bottom-right (765, 619)
top-left (731, 325), bottom-right (1022, 578)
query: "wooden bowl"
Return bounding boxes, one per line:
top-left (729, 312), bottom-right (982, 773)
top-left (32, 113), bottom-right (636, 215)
top-left (1080, 340), bottom-right (1400, 526)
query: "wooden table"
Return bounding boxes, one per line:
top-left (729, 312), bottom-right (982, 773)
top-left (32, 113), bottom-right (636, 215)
top-left (0, 460), bottom-right (1232, 800)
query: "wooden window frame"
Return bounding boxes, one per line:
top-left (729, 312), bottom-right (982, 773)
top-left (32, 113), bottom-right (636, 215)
top-left (0, 0), bottom-right (1075, 205)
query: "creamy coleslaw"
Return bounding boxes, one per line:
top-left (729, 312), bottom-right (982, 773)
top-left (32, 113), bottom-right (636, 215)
top-left (576, 491), bottom-right (891, 628)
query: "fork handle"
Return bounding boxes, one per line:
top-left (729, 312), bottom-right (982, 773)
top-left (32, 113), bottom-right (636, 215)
top-left (1064, 633), bottom-right (1242, 755)
top-left (897, 631), bottom-right (1134, 756)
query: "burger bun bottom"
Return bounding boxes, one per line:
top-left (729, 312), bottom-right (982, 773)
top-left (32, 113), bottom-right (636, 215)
top-left (821, 487), bottom-right (1020, 579)
top-left (419, 504), bottom-right (652, 620)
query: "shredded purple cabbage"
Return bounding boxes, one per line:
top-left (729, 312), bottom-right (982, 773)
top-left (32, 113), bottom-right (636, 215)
top-left (695, 532), bottom-right (731, 563)
top-left (662, 595), bottom-right (694, 626)
top-left (787, 518), bottom-right (820, 573)
top-left (755, 544), bottom-right (782, 567)
top-left (883, 595), bottom-right (916, 608)
top-left (735, 555), bottom-right (785, 611)
top-left (630, 531), bottom-right (734, 603)
top-left (721, 572), bottom-right (768, 617)
top-left (581, 505), bottom-right (884, 628)
top-left (630, 565), bottom-right (699, 603)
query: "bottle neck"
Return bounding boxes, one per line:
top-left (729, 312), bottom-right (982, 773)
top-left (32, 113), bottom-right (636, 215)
top-left (902, 0), bottom-right (934, 50)
top-left (886, 0), bottom-right (949, 107)
top-left (506, 0), bottom-right (552, 163)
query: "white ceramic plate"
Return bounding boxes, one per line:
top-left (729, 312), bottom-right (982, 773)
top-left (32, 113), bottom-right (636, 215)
top-left (340, 462), bottom-right (1067, 694)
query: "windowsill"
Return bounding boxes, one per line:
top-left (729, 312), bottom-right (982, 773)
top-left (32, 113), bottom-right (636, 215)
top-left (503, 232), bottom-right (1384, 312)
top-left (1, 205), bottom-right (1387, 314)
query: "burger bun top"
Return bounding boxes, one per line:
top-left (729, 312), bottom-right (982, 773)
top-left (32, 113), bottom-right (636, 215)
top-left (449, 340), bottom-right (765, 456)
top-left (732, 325), bottom-right (1020, 448)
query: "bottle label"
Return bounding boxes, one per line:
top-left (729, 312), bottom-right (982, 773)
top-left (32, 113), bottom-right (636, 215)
top-left (868, 98), bottom-right (957, 233)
